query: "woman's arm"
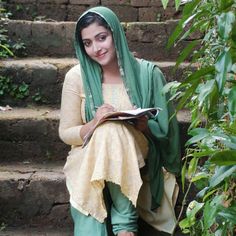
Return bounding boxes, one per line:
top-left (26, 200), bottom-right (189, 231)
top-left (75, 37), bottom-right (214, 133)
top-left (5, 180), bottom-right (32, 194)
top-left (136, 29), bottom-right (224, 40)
top-left (80, 103), bottom-right (115, 139)
top-left (59, 67), bottom-right (116, 145)
top-left (59, 66), bottom-right (85, 146)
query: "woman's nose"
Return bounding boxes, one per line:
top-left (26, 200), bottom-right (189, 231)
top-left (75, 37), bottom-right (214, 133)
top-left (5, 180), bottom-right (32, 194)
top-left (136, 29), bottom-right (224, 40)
top-left (93, 43), bottom-right (100, 53)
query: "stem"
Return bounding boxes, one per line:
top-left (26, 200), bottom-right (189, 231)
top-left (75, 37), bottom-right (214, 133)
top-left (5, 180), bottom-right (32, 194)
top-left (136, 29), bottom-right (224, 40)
top-left (0, 44), bottom-right (14, 56)
top-left (171, 179), bottom-right (193, 236)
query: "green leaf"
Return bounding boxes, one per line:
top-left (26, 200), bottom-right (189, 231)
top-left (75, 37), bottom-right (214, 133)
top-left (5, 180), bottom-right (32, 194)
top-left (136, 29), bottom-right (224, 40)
top-left (219, 0), bottom-right (235, 11)
top-left (162, 81), bottom-right (181, 94)
top-left (186, 133), bottom-right (209, 146)
top-left (179, 218), bottom-right (190, 232)
top-left (182, 66), bottom-right (215, 85)
top-left (203, 188), bottom-right (218, 202)
top-left (231, 63), bottom-right (236, 73)
top-left (192, 149), bottom-right (217, 158)
top-left (167, 0), bottom-right (201, 48)
top-left (0, 44), bottom-right (14, 57)
top-left (191, 172), bottom-right (209, 182)
top-left (228, 86), bottom-right (236, 120)
top-left (181, 160), bottom-right (187, 192)
top-left (209, 165), bottom-right (236, 188)
top-left (218, 205), bottom-right (236, 224)
top-left (197, 79), bottom-right (215, 107)
top-left (215, 49), bottom-right (232, 92)
top-left (175, 0), bottom-right (181, 10)
top-left (175, 41), bottom-right (199, 69)
top-left (189, 128), bottom-right (208, 136)
top-left (176, 80), bottom-right (199, 111)
top-left (182, 0), bottom-right (201, 17)
top-left (204, 196), bottom-right (223, 229)
top-left (161, 0), bottom-right (169, 9)
top-left (197, 186), bottom-right (209, 198)
top-left (180, 17), bottom-right (206, 42)
top-left (210, 150), bottom-right (236, 166)
top-left (167, 21), bottom-right (184, 49)
top-left (188, 157), bottom-right (198, 178)
top-left (186, 200), bottom-right (204, 220)
top-left (217, 11), bottom-right (235, 40)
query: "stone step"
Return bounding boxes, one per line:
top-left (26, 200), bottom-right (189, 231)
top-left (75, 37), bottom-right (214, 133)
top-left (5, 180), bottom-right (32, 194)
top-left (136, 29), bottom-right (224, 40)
top-left (0, 58), bottom-right (77, 106)
top-left (0, 163), bottom-right (71, 228)
top-left (0, 57), bottom-right (194, 107)
top-left (0, 107), bottom-right (69, 163)
top-left (5, 20), bottom-right (199, 59)
top-left (4, 0), bottom-right (181, 22)
top-left (0, 227), bottom-right (72, 236)
top-left (0, 107), bottom-right (190, 163)
top-left (0, 226), bottom-right (186, 236)
top-left (0, 163), bottom-right (187, 235)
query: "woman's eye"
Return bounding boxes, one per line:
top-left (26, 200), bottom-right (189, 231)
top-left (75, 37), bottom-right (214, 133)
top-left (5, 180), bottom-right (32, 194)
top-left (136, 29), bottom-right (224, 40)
top-left (83, 41), bottom-right (91, 47)
top-left (98, 35), bottom-right (107, 41)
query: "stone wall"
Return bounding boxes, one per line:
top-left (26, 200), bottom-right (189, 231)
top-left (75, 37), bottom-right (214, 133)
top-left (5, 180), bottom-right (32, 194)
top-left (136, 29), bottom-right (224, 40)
top-left (4, 0), bottom-right (182, 22)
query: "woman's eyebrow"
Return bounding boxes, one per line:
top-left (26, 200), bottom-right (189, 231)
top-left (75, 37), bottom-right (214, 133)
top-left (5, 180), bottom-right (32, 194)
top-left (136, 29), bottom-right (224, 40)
top-left (82, 31), bottom-right (108, 41)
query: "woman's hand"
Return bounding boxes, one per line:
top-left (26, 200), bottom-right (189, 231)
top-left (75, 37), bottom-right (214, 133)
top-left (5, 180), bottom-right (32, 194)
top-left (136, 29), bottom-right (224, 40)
top-left (133, 115), bottom-right (150, 134)
top-left (80, 103), bottom-right (115, 140)
top-left (94, 103), bottom-right (116, 123)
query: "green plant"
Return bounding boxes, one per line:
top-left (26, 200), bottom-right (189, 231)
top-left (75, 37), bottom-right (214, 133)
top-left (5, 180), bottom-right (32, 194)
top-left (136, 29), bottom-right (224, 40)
top-left (0, 6), bottom-right (13, 58)
top-left (0, 75), bottom-right (29, 100)
top-left (32, 90), bottom-right (42, 102)
top-left (32, 89), bottom-right (47, 103)
top-left (162, 0), bottom-right (236, 235)
top-left (0, 2), bottom-right (26, 58)
top-left (0, 222), bottom-right (6, 231)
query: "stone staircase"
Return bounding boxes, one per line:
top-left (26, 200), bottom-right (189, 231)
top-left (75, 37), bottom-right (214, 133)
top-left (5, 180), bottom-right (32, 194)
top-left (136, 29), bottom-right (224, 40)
top-left (0, 1), bottom-right (195, 235)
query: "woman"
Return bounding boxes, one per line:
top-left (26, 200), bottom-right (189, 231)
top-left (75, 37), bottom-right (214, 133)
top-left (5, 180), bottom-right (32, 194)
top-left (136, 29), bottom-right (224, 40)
top-left (59, 6), bottom-right (181, 236)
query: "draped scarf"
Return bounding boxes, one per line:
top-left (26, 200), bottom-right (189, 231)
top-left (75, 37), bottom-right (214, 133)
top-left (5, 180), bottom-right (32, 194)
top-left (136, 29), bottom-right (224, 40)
top-left (74, 6), bottom-right (181, 208)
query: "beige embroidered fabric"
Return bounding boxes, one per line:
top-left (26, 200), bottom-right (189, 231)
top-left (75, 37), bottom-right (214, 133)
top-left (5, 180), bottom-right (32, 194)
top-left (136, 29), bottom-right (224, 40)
top-left (59, 64), bottom-right (178, 233)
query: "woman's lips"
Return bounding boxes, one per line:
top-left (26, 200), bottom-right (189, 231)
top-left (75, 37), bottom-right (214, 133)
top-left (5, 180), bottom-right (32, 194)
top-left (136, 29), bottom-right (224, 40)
top-left (96, 52), bottom-right (106, 58)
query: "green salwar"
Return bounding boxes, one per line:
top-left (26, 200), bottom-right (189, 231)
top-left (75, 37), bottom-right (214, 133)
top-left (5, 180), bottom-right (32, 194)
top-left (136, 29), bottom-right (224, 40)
top-left (71, 182), bottom-right (138, 236)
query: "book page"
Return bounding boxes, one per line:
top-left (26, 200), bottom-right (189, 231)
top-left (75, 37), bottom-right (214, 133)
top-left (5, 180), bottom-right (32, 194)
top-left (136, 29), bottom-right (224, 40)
top-left (82, 107), bottom-right (161, 147)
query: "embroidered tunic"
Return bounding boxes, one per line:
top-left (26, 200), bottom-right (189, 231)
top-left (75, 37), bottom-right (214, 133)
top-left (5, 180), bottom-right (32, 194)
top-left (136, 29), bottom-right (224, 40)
top-left (59, 64), bottom-right (178, 233)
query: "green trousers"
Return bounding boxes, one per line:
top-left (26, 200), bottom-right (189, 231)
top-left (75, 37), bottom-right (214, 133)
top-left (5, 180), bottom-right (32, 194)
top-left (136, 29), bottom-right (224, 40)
top-left (71, 182), bottom-right (138, 236)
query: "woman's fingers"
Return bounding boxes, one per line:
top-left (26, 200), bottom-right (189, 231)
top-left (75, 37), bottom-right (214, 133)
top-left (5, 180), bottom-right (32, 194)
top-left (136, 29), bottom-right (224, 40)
top-left (95, 104), bottom-right (115, 122)
top-left (134, 115), bottom-right (148, 132)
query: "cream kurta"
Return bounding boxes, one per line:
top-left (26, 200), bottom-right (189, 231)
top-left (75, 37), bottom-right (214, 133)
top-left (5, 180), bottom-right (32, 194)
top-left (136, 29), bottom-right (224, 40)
top-left (59, 64), bottom-right (179, 234)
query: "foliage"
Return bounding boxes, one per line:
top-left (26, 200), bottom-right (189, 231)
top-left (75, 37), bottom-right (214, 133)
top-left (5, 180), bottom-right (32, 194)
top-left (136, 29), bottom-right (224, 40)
top-left (163, 0), bottom-right (236, 235)
top-left (0, 75), bottom-right (29, 100)
top-left (0, 222), bottom-right (6, 231)
top-left (0, 1), bottom-right (26, 58)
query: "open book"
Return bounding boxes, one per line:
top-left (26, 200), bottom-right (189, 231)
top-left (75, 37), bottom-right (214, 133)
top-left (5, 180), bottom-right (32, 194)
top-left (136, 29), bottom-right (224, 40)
top-left (82, 107), bottom-right (161, 147)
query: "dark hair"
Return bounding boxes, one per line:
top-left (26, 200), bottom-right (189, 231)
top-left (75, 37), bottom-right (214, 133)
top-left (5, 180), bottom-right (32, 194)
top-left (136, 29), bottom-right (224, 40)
top-left (76, 12), bottom-right (111, 51)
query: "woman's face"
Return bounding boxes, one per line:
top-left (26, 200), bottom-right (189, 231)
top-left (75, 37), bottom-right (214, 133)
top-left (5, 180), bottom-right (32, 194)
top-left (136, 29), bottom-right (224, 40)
top-left (81, 22), bottom-right (117, 67)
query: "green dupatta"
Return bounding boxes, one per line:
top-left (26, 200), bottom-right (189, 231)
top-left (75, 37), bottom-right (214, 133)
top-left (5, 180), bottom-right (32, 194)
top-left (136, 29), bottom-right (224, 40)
top-left (74, 6), bottom-right (181, 208)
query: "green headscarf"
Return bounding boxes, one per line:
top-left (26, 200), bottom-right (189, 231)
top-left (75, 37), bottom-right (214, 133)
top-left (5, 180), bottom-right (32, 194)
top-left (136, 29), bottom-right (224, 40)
top-left (75, 6), bottom-right (181, 208)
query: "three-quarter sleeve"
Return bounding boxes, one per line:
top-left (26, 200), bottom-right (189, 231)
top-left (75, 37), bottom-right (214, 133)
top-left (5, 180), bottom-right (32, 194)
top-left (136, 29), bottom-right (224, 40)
top-left (59, 65), bottom-right (84, 146)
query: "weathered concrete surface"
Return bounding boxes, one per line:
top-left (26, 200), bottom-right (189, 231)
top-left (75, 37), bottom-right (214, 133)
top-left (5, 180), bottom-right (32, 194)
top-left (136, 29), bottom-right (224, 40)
top-left (4, 0), bottom-right (181, 22)
top-left (0, 107), bottom-right (69, 162)
top-left (0, 163), bottom-right (72, 228)
top-left (0, 228), bottom-right (72, 236)
top-left (0, 107), bottom-right (190, 162)
top-left (0, 58), bottom-right (194, 107)
top-left (0, 58), bottom-right (78, 106)
top-left (4, 20), bottom-right (200, 60)
top-left (0, 226), bottom-right (186, 236)
top-left (0, 164), bottom-right (186, 235)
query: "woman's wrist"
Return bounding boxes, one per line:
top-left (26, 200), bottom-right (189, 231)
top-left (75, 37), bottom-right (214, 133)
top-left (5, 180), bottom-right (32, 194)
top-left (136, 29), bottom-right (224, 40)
top-left (80, 118), bottom-right (97, 140)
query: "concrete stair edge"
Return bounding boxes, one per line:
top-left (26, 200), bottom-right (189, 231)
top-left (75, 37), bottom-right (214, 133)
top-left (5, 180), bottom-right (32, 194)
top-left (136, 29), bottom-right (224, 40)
top-left (0, 107), bottom-right (190, 163)
top-left (0, 162), bottom-right (72, 229)
top-left (4, 19), bottom-right (199, 59)
top-left (4, 0), bottom-right (182, 23)
top-left (0, 57), bottom-right (195, 107)
top-left (0, 163), bottom-right (187, 235)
